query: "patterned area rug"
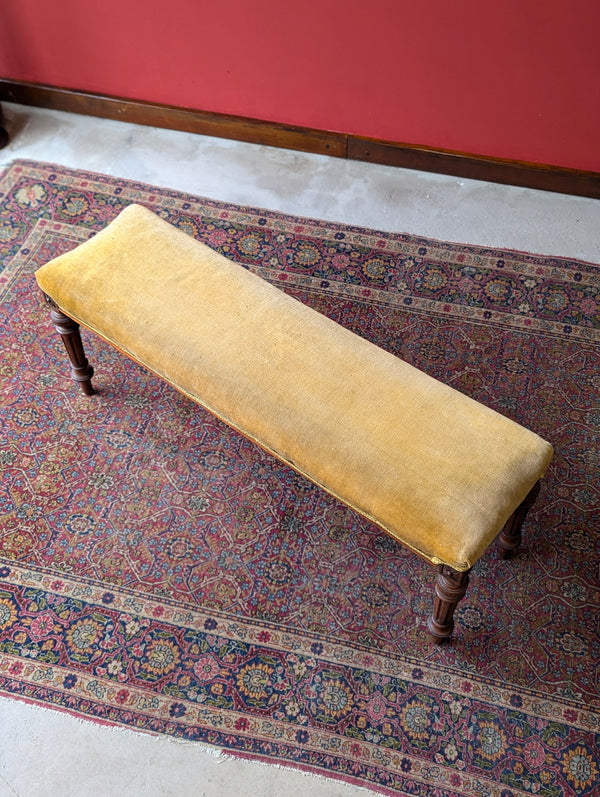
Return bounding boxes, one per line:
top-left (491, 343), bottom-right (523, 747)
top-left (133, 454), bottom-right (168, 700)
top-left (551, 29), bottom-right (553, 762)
top-left (0, 161), bottom-right (598, 796)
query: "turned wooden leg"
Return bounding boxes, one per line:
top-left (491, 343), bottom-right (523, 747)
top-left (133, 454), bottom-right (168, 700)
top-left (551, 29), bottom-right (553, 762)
top-left (427, 565), bottom-right (470, 643)
top-left (497, 480), bottom-right (541, 559)
top-left (0, 104), bottom-right (8, 149)
top-left (45, 295), bottom-right (95, 396)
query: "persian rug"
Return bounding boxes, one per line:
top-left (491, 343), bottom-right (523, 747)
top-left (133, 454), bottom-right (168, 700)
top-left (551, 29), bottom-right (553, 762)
top-left (0, 160), bottom-right (598, 796)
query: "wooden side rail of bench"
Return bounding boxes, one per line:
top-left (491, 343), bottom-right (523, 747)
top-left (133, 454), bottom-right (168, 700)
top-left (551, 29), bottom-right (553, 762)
top-left (35, 204), bottom-right (553, 642)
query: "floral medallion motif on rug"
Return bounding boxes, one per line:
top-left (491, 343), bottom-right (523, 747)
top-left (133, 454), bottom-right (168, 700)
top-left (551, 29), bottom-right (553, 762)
top-left (0, 161), bottom-right (598, 796)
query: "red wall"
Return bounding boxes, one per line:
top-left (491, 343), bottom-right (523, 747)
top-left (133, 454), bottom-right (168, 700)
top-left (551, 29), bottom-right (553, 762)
top-left (1, 0), bottom-right (599, 172)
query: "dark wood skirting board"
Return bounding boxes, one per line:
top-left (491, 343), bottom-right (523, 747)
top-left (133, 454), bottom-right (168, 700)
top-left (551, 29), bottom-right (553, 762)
top-left (1, 79), bottom-right (598, 199)
top-left (348, 139), bottom-right (600, 199)
top-left (0, 80), bottom-right (346, 159)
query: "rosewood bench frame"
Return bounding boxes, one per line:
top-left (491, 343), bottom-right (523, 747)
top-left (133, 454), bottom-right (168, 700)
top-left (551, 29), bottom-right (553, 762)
top-left (43, 293), bottom-right (542, 643)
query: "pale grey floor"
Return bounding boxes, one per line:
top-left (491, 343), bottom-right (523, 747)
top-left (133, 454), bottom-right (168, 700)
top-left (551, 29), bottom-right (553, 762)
top-left (0, 104), bottom-right (598, 797)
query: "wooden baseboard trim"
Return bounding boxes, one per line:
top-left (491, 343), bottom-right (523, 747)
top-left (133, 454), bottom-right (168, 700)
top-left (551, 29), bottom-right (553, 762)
top-left (0, 80), bottom-right (347, 159)
top-left (1, 79), bottom-right (598, 199)
top-left (347, 138), bottom-right (600, 199)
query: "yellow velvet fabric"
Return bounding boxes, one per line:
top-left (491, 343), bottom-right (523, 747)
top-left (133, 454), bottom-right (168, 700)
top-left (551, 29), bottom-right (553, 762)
top-left (35, 204), bottom-right (553, 571)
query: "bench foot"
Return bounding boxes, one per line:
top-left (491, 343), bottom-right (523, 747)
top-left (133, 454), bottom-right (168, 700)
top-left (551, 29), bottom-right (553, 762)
top-left (427, 566), bottom-right (470, 643)
top-left (45, 295), bottom-right (95, 396)
top-left (0, 104), bottom-right (8, 149)
top-left (497, 480), bottom-right (541, 559)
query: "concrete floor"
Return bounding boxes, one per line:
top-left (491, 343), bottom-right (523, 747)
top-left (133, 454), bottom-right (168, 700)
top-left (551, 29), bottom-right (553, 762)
top-left (0, 103), bottom-right (598, 797)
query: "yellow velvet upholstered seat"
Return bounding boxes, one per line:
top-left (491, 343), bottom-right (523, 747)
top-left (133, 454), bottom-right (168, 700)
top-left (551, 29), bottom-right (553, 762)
top-left (35, 205), bottom-right (553, 639)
